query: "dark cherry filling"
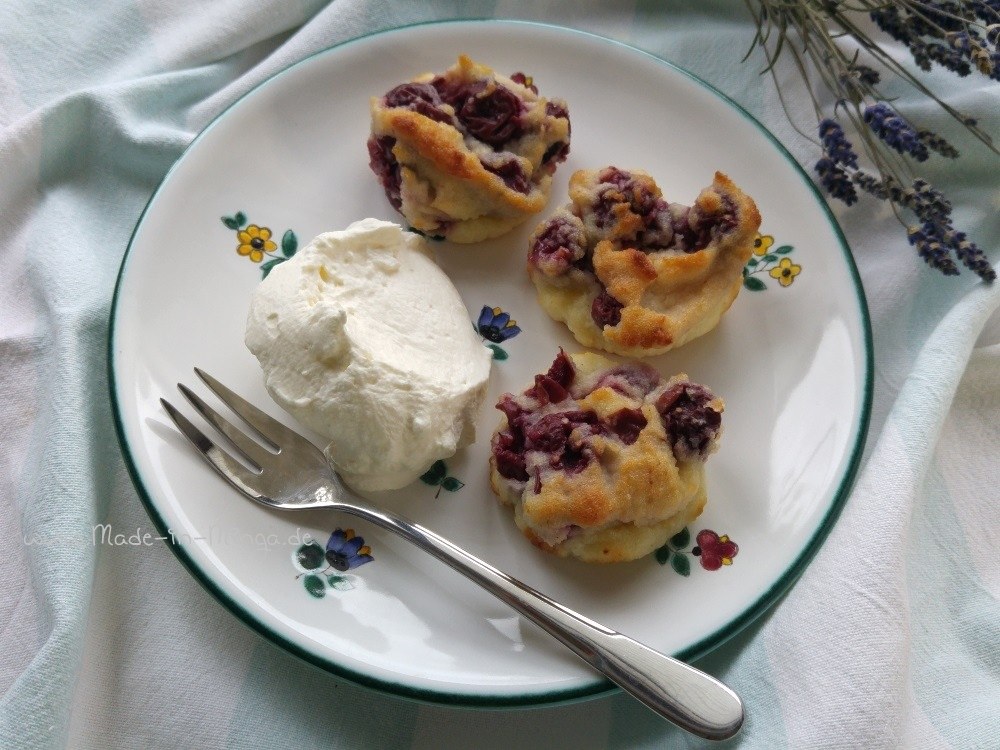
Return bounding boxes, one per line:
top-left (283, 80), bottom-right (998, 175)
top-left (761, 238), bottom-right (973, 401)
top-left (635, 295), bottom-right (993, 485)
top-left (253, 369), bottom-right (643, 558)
top-left (383, 83), bottom-right (453, 124)
top-left (510, 72), bottom-right (538, 94)
top-left (577, 169), bottom-right (740, 255)
top-left (496, 393), bottom-right (527, 428)
top-left (607, 408), bottom-right (647, 445)
top-left (665, 197), bottom-right (738, 253)
top-left (555, 445), bottom-right (592, 474)
top-left (492, 352), bottom-right (652, 487)
top-left (493, 394), bottom-right (528, 482)
top-left (656, 383), bottom-right (722, 461)
top-left (456, 82), bottom-right (525, 147)
top-left (670, 206), bottom-right (713, 253)
top-left (598, 166), bottom-right (632, 189)
top-left (525, 372), bottom-right (570, 406)
top-left (521, 349), bottom-right (575, 404)
top-left (591, 171), bottom-right (659, 230)
top-left (526, 411), bottom-right (602, 452)
top-left (591, 288), bottom-right (624, 328)
top-left (542, 411), bottom-right (603, 477)
top-left (493, 430), bottom-right (529, 482)
top-left (524, 413), bottom-right (574, 452)
top-left (528, 217), bottom-right (586, 275)
top-left (572, 252), bottom-right (595, 274)
top-left (541, 102), bottom-right (571, 167)
top-left (635, 199), bottom-right (674, 249)
top-left (542, 141), bottom-right (570, 169)
top-left (428, 75), bottom-right (466, 106)
top-left (482, 157), bottom-right (530, 193)
top-left (427, 78), bottom-right (525, 146)
top-left (592, 364), bottom-right (662, 399)
top-left (367, 135), bottom-right (402, 210)
top-left (546, 348), bottom-right (576, 389)
top-left (493, 404), bottom-right (603, 484)
top-left (545, 101), bottom-right (569, 120)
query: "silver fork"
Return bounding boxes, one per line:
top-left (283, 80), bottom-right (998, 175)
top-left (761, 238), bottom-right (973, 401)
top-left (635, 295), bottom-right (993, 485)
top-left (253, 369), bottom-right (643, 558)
top-left (161, 368), bottom-right (744, 741)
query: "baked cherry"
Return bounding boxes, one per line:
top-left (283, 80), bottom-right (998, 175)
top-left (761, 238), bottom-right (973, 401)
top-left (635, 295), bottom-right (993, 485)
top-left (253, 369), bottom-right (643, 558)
top-left (528, 216), bottom-right (586, 276)
top-left (383, 83), bottom-right (453, 124)
top-left (456, 83), bottom-right (524, 147)
top-left (591, 289), bottom-right (624, 328)
top-left (656, 382), bottom-right (722, 461)
top-left (482, 156), bottom-right (531, 193)
top-left (366, 135), bottom-right (402, 210)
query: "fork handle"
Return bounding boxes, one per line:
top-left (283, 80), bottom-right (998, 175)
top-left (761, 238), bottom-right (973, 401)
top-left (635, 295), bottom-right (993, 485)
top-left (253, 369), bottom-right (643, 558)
top-left (335, 500), bottom-right (743, 740)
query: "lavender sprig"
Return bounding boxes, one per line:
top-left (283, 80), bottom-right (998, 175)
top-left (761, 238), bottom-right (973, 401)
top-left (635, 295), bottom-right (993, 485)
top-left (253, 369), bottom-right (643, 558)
top-left (744, 0), bottom-right (997, 282)
top-left (863, 103), bottom-right (930, 161)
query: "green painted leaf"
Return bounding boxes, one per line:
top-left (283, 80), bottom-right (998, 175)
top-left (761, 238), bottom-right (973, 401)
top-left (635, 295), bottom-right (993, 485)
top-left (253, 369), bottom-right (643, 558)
top-left (281, 229), bottom-right (298, 258)
top-left (420, 460), bottom-right (447, 485)
top-left (303, 574), bottom-right (326, 598)
top-left (746, 257), bottom-right (759, 268)
top-left (671, 553), bottom-right (691, 577)
top-left (296, 542), bottom-right (325, 570)
top-left (775, 245), bottom-right (794, 254)
top-left (441, 477), bottom-right (464, 492)
top-left (222, 216), bottom-right (239, 230)
top-left (670, 527), bottom-right (690, 549)
top-left (488, 344), bottom-right (508, 361)
top-left (235, 211), bottom-right (247, 228)
top-left (743, 277), bottom-right (767, 292)
top-left (260, 258), bottom-right (283, 279)
top-left (327, 574), bottom-right (354, 591)
top-left (654, 544), bottom-right (671, 565)
top-left (762, 254), bottom-right (778, 263)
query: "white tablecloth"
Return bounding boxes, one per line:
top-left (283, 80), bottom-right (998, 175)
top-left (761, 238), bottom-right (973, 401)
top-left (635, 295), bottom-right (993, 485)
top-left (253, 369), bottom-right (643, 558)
top-left (1, 1), bottom-right (997, 747)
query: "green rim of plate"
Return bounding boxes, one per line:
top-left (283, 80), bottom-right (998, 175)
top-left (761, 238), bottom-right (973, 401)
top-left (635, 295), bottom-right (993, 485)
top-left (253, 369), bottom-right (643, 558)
top-left (108, 18), bottom-right (874, 709)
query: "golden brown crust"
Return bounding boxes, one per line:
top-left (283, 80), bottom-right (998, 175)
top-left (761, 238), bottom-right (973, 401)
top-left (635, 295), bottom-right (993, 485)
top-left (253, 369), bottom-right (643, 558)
top-left (528, 168), bottom-right (761, 356)
top-left (488, 351), bottom-right (724, 563)
top-left (367, 55), bottom-right (571, 243)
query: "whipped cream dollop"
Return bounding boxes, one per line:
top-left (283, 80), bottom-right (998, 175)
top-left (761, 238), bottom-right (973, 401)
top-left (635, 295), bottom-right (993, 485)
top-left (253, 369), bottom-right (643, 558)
top-left (245, 218), bottom-right (492, 492)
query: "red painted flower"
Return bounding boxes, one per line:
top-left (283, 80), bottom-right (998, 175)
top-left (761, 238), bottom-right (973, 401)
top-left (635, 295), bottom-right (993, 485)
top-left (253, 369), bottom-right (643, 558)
top-left (693, 530), bottom-right (739, 571)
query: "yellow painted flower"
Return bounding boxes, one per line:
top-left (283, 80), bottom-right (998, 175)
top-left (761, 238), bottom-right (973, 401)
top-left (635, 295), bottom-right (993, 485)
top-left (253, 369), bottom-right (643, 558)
top-left (752, 233), bottom-right (774, 256)
top-left (236, 224), bottom-right (277, 263)
top-left (770, 257), bottom-right (802, 287)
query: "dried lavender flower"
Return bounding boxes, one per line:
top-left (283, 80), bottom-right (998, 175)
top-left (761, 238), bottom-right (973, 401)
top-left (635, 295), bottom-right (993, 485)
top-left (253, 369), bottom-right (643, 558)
top-left (917, 129), bottom-right (961, 158)
top-left (815, 157), bottom-right (858, 205)
top-left (908, 224), bottom-right (960, 275)
top-left (744, 0), bottom-right (997, 282)
top-left (864, 103), bottom-right (931, 161)
top-left (819, 119), bottom-right (859, 167)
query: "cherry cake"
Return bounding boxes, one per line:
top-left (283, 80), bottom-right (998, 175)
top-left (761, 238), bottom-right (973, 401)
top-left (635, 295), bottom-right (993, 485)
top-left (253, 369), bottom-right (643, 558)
top-left (367, 56), bottom-right (571, 243)
top-left (489, 350), bottom-right (724, 563)
top-left (527, 167), bottom-right (760, 356)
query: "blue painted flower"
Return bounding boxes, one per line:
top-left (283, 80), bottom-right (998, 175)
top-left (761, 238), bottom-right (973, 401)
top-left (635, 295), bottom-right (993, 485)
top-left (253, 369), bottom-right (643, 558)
top-left (477, 306), bottom-right (521, 343)
top-left (325, 528), bottom-right (373, 571)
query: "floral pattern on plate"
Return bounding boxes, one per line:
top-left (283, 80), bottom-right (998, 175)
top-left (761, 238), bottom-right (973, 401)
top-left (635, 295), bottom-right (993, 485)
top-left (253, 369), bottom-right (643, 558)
top-left (420, 460), bottom-right (465, 497)
top-left (475, 305), bottom-right (522, 360)
top-left (294, 528), bottom-right (373, 598)
top-left (221, 210), bottom-right (298, 279)
top-left (655, 527), bottom-right (739, 576)
top-left (743, 233), bottom-right (801, 290)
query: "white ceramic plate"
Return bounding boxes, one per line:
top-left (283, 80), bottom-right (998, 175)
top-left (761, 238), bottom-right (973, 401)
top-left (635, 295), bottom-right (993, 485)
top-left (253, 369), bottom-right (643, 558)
top-left (110, 20), bottom-right (872, 706)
